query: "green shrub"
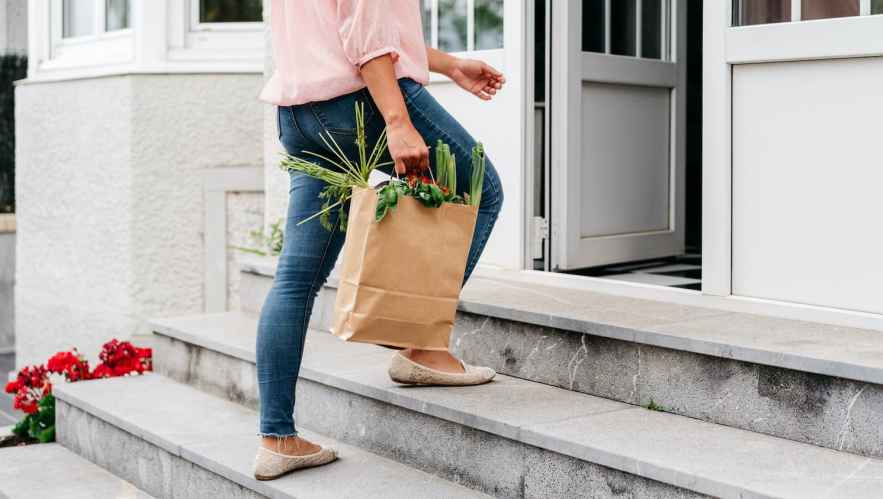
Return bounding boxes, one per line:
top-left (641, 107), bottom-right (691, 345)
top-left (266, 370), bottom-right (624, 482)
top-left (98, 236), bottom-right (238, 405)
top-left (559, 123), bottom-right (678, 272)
top-left (0, 55), bottom-right (27, 214)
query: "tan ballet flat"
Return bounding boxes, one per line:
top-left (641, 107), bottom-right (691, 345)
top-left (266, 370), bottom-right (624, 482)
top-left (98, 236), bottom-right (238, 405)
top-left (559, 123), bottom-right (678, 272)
top-left (388, 352), bottom-right (496, 386)
top-left (253, 445), bottom-right (337, 481)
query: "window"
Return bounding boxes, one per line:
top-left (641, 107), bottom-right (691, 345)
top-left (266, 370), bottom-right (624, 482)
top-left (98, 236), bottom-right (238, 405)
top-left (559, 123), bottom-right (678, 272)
top-left (802, 0), bottom-right (858, 20)
top-left (62, 0), bottom-right (129, 38)
top-left (733, 0), bottom-right (790, 25)
top-left (105, 0), bottom-right (129, 31)
top-left (62, 0), bottom-right (95, 38)
top-left (474, 0), bottom-right (504, 50)
top-left (199, 0), bottom-right (262, 23)
top-left (582, 0), bottom-right (669, 60)
top-left (734, 0), bottom-right (879, 26)
top-left (423, 0), bottom-right (505, 52)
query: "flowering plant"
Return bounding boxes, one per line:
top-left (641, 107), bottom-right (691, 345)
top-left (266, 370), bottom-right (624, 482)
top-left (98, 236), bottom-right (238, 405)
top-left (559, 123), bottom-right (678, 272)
top-left (2, 339), bottom-right (152, 446)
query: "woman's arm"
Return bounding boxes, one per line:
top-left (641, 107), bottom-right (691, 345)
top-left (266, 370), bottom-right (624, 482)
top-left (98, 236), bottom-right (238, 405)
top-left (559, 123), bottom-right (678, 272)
top-left (427, 47), bottom-right (506, 101)
top-left (360, 54), bottom-right (430, 174)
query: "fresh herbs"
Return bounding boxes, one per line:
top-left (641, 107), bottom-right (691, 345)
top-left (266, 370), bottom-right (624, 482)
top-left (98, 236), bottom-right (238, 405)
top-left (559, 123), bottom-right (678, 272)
top-left (280, 101), bottom-right (488, 228)
top-left (279, 102), bottom-right (391, 231)
top-left (375, 141), bottom-right (486, 223)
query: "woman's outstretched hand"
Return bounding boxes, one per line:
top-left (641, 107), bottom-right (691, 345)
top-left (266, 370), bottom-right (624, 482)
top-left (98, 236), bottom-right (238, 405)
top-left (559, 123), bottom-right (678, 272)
top-left (448, 58), bottom-right (506, 101)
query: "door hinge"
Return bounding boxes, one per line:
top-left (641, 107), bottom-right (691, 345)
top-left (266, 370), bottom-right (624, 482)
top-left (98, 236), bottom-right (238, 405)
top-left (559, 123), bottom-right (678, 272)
top-left (532, 216), bottom-right (548, 260)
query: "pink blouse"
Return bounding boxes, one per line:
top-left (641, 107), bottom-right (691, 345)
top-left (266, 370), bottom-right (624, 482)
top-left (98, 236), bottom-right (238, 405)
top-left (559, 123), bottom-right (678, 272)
top-left (260, 0), bottom-right (431, 106)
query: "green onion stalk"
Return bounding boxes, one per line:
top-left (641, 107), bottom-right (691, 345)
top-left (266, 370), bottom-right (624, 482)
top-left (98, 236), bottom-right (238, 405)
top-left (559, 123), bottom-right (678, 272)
top-left (469, 143), bottom-right (485, 206)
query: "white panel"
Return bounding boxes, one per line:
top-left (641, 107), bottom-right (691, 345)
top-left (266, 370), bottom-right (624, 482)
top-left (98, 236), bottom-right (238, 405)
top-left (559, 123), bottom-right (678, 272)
top-left (733, 57), bottom-right (883, 315)
top-left (726, 15), bottom-right (883, 64)
top-left (579, 82), bottom-right (670, 238)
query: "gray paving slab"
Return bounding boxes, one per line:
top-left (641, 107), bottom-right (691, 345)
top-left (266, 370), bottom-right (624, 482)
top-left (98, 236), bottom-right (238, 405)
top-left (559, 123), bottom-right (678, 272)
top-left (0, 443), bottom-right (154, 499)
top-left (54, 375), bottom-right (491, 499)
top-left (153, 312), bottom-right (883, 498)
top-left (242, 260), bottom-right (883, 386)
top-left (150, 312), bottom-right (258, 363)
top-left (523, 408), bottom-right (883, 499)
top-left (461, 275), bottom-right (883, 385)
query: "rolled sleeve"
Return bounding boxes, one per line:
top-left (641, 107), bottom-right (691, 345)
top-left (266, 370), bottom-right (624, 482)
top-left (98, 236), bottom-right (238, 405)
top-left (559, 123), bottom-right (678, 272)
top-left (337, 0), bottom-right (401, 67)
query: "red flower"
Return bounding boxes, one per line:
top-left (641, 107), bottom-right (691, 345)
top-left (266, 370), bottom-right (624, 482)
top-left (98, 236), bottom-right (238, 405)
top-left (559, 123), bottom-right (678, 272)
top-left (47, 349), bottom-right (92, 382)
top-left (91, 340), bottom-right (152, 379)
top-left (7, 365), bottom-right (51, 416)
top-left (4, 380), bottom-right (19, 394)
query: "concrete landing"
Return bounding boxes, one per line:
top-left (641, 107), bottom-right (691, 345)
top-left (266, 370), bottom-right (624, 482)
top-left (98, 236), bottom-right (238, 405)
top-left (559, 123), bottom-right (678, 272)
top-left (0, 443), bottom-right (154, 499)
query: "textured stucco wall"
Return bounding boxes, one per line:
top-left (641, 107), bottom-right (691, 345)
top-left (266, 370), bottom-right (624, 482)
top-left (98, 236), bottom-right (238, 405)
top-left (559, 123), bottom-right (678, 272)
top-left (15, 76), bottom-right (134, 367)
top-left (0, 0), bottom-right (28, 55)
top-left (127, 74), bottom-right (262, 324)
top-left (262, 12), bottom-right (288, 230)
top-left (225, 191), bottom-right (264, 311)
top-left (15, 73), bottom-right (262, 367)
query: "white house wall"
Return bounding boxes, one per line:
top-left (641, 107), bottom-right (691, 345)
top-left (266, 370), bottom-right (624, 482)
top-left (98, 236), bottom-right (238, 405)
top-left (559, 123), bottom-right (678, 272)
top-left (0, 0), bottom-right (28, 55)
top-left (15, 76), bottom-right (135, 367)
top-left (732, 57), bottom-right (883, 316)
top-left (15, 73), bottom-right (262, 366)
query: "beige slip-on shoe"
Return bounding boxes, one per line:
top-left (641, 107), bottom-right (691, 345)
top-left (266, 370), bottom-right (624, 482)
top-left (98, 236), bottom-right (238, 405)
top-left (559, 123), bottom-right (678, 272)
top-left (253, 445), bottom-right (338, 481)
top-left (388, 352), bottom-right (496, 386)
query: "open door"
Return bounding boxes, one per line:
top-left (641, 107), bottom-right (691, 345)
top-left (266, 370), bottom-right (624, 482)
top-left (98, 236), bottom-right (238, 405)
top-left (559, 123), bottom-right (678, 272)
top-left (551, 0), bottom-right (687, 271)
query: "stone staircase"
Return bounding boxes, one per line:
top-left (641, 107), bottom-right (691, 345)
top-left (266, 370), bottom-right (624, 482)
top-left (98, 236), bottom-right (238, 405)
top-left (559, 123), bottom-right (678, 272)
top-left (48, 258), bottom-right (883, 498)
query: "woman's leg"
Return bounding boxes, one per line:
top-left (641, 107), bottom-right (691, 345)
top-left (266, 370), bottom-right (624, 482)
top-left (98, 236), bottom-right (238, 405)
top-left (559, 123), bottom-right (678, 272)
top-left (395, 79), bottom-right (505, 371)
top-left (256, 171), bottom-right (346, 439)
top-left (255, 108), bottom-right (348, 446)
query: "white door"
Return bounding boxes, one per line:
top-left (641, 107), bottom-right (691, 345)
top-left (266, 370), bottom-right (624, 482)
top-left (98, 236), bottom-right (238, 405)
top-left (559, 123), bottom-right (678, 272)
top-left (551, 0), bottom-right (687, 271)
top-left (708, 1), bottom-right (883, 314)
top-left (420, 0), bottom-right (527, 270)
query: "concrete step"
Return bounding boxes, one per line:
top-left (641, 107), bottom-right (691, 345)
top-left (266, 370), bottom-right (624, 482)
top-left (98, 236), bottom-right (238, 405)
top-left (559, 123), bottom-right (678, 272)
top-left (0, 443), bottom-right (154, 498)
top-left (237, 258), bottom-right (883, 458)
top-left (54, 373), bottom-right (492, 499)
top-left (150, 311), bottom-right (883, 499)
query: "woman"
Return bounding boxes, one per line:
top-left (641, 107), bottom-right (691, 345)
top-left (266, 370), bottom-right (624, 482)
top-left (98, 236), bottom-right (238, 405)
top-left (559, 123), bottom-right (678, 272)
top-left (254, 0), bottom-right (505, 480)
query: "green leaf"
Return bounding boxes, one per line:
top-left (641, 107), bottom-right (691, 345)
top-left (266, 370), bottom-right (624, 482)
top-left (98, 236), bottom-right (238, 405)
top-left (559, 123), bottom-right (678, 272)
top-left (36, 426), bottom-right (55, 443)
top-left (383, 185), bottom-right (398, 206)
top-left (12, 416), bottom-right (30, 437)
top-left (428, 184), bottom-right (445, 206)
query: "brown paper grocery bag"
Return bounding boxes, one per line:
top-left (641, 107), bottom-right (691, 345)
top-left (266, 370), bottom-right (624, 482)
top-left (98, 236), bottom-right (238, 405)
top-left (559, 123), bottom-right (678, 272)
top-left (332, 186), bottom-right (478, 351)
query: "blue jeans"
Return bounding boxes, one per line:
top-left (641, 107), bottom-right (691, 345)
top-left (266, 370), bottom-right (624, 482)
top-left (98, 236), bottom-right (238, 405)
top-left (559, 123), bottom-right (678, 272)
top-left (256, 78), bottom-right (504, 437)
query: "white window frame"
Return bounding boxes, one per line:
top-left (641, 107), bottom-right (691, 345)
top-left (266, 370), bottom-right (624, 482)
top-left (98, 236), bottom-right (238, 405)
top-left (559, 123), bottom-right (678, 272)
top-left (425, 0), bottom-right (505, 84)
top-left (27, 0), bottom-right (264, 82)
top-left (43, 0), bottom-right (134, 71)
top-left (189, 0), bottom-right (263, 32)
top-left (166, 0), bottom-right (263, 69)
top-left (426, 0), bottom-right (505, 54)
top-left (733, 0), bottom-right (877, 26)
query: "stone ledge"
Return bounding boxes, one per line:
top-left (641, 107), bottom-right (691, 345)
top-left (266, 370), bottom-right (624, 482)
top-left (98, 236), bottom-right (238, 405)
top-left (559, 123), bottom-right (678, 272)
top-left (240, 258), bottom-right (883, 386)
top-left (150, 312), bottom-right (883, 499)
top-left (55, 375), bottom-right (493, 499)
